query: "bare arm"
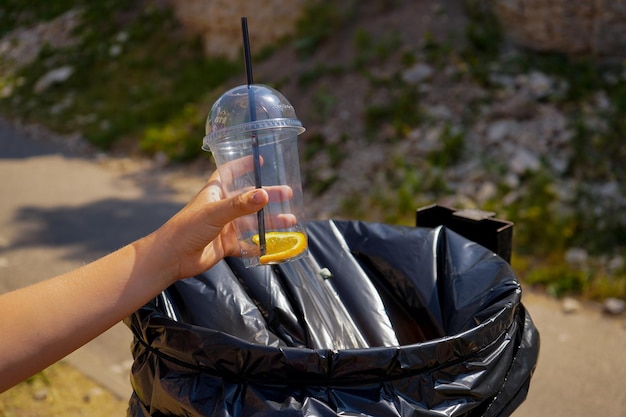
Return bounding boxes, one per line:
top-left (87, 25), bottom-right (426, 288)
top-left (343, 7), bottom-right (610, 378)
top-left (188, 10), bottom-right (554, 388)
top-left (0, 172), bottom-right (268, 392)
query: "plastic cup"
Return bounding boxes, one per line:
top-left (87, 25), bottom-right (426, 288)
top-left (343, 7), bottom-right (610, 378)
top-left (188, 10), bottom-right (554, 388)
top-left (203, 84), bottom-right (308, 268)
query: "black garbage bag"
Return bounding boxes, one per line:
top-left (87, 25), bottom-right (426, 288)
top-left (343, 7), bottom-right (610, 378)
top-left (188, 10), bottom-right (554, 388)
top-left (124, 220), bottom-right (539, 417)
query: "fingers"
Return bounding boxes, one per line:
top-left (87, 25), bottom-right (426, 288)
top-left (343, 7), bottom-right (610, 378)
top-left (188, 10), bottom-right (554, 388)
top-left (229, 212), bottom-right (298, 236)
top-left (265, 185), bottom-right (293, 202)
top-left (272, 213), bottom-right (298, 229)
top-left (206, 179), bottom-right (293, 205)
top-left (209, 188), bottom-right (269, 228)
top-left (216, 155), bottom-right (264, 188)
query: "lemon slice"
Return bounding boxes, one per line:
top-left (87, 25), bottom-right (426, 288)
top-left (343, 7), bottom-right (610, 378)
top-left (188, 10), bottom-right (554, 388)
top-left (252, 231), bottom-right (307, 264)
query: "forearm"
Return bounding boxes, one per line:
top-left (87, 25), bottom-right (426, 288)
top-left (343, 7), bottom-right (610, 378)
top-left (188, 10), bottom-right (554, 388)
top-left (0, 183), bottom-right (267, 392)
top-left (0, 233), bottom-right (173, 392)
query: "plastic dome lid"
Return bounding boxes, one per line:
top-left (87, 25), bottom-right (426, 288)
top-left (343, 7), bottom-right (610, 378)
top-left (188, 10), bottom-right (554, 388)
top-left (202, 84), bottom-right (305, 150)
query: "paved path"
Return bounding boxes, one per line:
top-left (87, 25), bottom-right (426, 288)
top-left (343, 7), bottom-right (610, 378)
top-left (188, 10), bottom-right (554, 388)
top-left (1, 119), bottom-right (625, 415)
top-left (514, 291), bottom-right (626, 417)
top-left (0, 119), bottom-right (205, 398)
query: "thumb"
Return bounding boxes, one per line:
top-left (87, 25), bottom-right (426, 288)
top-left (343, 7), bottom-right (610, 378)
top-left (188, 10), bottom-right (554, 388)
top-left (209, 188), bottom-right (268, 227)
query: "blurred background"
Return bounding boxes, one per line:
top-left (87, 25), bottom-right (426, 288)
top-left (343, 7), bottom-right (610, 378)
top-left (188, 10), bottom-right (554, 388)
top-left (2, 0), bottom-right (624, 302)
top-left (0, 0), bottom-right (625, 415)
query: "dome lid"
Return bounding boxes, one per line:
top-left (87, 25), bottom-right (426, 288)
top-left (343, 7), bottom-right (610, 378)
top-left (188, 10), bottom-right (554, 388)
top-left (203, 84), bottom-right (304, 150)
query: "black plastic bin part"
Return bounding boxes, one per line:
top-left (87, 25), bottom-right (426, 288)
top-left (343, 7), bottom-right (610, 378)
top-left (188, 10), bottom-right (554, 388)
top-left (125, 219), bottom-right (539, 417)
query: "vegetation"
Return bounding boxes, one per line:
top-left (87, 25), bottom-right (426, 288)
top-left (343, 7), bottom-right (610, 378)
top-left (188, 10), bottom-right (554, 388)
top-left (1, 0), bottom-right (625, 301)
top-left (0, 361), bottom-right (127, 415)
top-left (0, 1), bottom-right (239, 161)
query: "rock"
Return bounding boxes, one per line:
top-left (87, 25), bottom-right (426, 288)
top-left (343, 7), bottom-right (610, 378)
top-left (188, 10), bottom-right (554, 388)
top-left (0, 9), bottom-right (81, 67)
top-left (49, 94), bottom-right (74, 115)
top-left (83, 387), bottom-right (104, 403)
top-left (562, 297), bottom-right (581, 314)
top-left (603, 298), bottom-right (626, 316)
top-left (519, 71), bottom-right (553, 99)
top-left (608, 256), bottom-right (625, 274)
top-left (115, 31), bottom-right (129, 43)
top-left (153, 151), bottom-right (169, 168)
top-left (170, 0), bottom-right (306, 59)
top-left (490, 73), bottom-right (516, 89)
top-left (476, 181), bottom-right (497, 204)
top-left (486, 119), bottom-right (516, 143)
top-left (110, 359), bottom-right (134, 375)
top-left (565, 248), bottom-right (588, 266)
top-left (491, 93), bottom-right (534, 119)
top-left (493, 0), bottom-right (626, 59)
top-left (402, 63), bottom-right (434, 84)
top-left (412, 126), bottom-right (444, 154)
top-left (33, 66), bottom-right (74, 93)
top-left (547, 154), bottom-right (568, 175)
top-left (597, 181), bottom-right (620, 199)
top-left (423, 104), bottom-right (453, 120)
top-left (509, 147), bottom-right (540, 174)
top-left (503, 172), bottom-right (520, 188)
top-left (33, 388), bottom-right (48, 401)
top-left (108, 44), bottom-right (123, 57)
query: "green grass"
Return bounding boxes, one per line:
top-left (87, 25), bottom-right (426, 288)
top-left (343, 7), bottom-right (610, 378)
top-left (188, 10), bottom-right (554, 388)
top-left (1, 1), bottom-right (625, 301)
top-left (292, 0), bottom-right (356, 58)
top-left (515, 253), bottom-right (626, 301)
top-left (0, 1), bottom-right (240, 161)
top-left (0, 0), bottom-right (87, 36)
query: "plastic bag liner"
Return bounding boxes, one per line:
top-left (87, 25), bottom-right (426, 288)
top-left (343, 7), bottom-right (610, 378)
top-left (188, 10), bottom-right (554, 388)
top-left (124, 220), bottom-right (539, 417)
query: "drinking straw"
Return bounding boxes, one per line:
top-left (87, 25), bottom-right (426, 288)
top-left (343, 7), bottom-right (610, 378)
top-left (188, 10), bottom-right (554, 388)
top-left (241, 17), bottom-right (266, 255)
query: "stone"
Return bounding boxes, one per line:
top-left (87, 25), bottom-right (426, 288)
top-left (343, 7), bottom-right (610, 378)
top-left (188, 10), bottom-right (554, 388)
top-left (109, 44), bottom-right (123, 57)
top-left (608, 256), bottom-right (625, 274)
top-left (519, 71), bottom-right (553, 99)
top-left (476, 181), bottom-right (497, 204)
top-left (562, 297), bottom-right (581, 314)
top-left (0, 9), bottom-right (81, 73)
top-left (486, 119), bottom-right (515, 143)
top-left (170, 0), bottom-right (306, 59)
top-left (603, 298), bottom-right (626, 316)
top-left (493, 0), bottom-right (626, 59)
top-left (402, 63), bottom-right (435, 84)
top-left (33, 388), bottom-right (48, 401)
top-left (491, 93), bottom-right (534, 119)
top-left (509, 147), bottom-right (540, 174)
top-left (33, 66), bottom-right (74, 93)
top-left (423, 104), bottom-right (453, 120)
top-left (565, 248), bottom-right (588, 266)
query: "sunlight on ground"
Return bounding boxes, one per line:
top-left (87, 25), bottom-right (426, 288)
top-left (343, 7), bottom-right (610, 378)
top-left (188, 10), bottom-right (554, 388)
top-left (0, 361), bottom-right (128, 417)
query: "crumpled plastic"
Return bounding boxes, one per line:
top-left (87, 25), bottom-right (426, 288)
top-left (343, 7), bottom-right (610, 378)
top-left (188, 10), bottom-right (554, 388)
top-left (125, 220), bottom-right (539, 417)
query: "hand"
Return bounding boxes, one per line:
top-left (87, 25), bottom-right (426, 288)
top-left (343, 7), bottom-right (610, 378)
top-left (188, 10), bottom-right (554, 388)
top-left (0, 167), bottom-right (277, 391)
top-left (151, 169), bottom-right (269, 281)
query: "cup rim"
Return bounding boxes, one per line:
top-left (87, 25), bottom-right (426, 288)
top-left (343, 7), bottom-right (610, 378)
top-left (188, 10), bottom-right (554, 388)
top-left (202, 118), bottom-right (305, 151)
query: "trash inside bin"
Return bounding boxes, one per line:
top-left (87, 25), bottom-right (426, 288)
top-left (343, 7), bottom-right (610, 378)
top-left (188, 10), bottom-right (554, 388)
top-left (125, 219), bottom-right (539, 417)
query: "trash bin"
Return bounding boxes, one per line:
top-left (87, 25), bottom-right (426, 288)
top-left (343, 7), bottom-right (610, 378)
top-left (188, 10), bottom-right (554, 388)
top-left (125, 217), bottom-right (539, 417)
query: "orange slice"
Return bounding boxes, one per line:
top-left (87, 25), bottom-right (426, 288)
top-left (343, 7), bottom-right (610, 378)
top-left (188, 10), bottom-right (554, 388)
top-left (252, 231), bottom-right (307, 264)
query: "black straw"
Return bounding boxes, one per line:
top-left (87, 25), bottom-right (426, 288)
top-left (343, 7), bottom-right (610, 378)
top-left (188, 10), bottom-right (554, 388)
top-left (241, 17), bottom-right (266, 256)
top-left (242, 17), bottom-right (254, 86)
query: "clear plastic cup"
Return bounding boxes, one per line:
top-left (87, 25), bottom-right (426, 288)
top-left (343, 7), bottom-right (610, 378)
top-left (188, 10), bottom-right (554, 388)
top-left (203, 84), bottom-right (308, 267)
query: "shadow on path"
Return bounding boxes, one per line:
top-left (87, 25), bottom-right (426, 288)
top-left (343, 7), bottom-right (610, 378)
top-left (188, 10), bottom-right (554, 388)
top-left (1, 117), bottom-right (192, 262)
top-left (0, 119), bottom-right (76, 159)
top-left (9, 197), bottom-right (183, 261)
